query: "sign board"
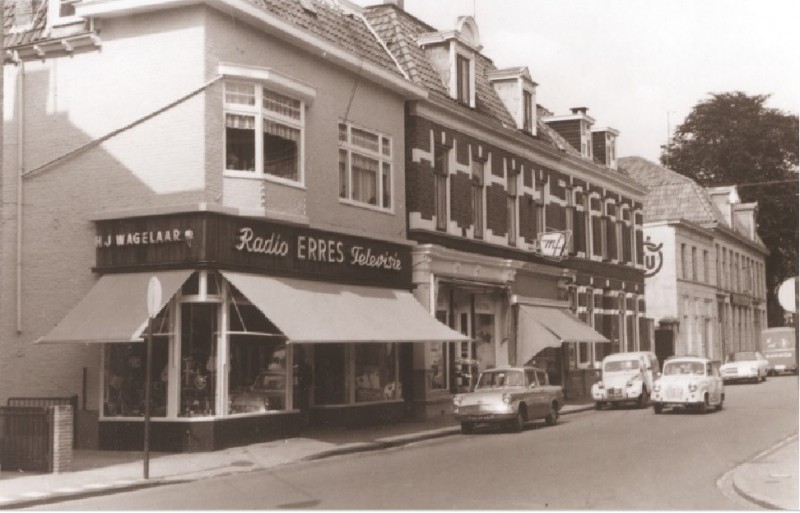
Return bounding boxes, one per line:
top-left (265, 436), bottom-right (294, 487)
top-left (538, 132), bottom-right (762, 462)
top-left (643, 237), bottom-right (663, 278)
top-left (146, 276), bottom-right (162, 319)
top-left (538, 231), bottom-right (569, 258)
top-left (778, 277), bottom-right (797, 313)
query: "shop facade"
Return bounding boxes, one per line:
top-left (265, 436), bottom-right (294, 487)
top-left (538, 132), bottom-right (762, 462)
top-left (40, 210), bottom-right (464, 451)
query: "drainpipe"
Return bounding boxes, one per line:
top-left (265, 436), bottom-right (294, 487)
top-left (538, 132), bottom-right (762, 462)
top-left (16, 61), bottom-right (25, 333)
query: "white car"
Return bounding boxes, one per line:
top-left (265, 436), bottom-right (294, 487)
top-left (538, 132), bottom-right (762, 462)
top-left (720, 351), bottom-right (769, 383)
top-left (591, 352), bottom-right (659, 409)
top-left (651, 357), bottom-right (724, 414)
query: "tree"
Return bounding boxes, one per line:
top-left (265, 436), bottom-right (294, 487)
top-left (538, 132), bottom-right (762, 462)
top-left (661, 92), bottom-right (799, 327)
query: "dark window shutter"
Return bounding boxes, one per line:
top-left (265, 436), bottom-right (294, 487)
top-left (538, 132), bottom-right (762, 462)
top-left (635, 229), bottom-right (644, 264)
top-left (605, 217), bottom-right (616, 261)
top-left (622, 224), bottom-right (632, 263)
top-left (572, 207), bottom-right (584, 254)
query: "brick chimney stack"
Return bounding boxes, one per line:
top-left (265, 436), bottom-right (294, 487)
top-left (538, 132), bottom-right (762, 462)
top-left (383, 0), bottom-right (404, 8)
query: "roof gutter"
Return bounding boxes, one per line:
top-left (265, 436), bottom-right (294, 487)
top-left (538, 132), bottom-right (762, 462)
top-left (75, 0), bottom-right (427, 100)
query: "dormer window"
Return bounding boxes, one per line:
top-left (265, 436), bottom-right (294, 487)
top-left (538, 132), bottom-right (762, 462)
top-left (488, 67), bottom-right (538, 135)
top-left (523, 90), bottom-right (534, 133)
top-left (456, 54), bottom-right (472, 106)
top-left (47, 0), bottom-right (82, 27)
top-left (418, 16), bottom-right (482, 109)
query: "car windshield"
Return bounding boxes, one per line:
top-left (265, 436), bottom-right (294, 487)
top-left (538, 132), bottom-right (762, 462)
top-left (663, 361), bottom-right (705, 376)
top-left (476, 370), bottom-right (524, 389)
top-left (729, 352), bottom-right (757, 362)
top-left (604, 359), bottom-right (640, 372)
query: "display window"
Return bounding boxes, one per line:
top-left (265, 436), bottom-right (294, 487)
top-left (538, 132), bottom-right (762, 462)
top-left (227, 302), bottom-right (288, 414)
top-left (103, 309), bottom-right (171, 418)
top-left (313, 343), bottom-right (346, 405)
top-left (354, 343), bottom-right (399, 402)
top-left (179, 303), bottom-right (218, 417)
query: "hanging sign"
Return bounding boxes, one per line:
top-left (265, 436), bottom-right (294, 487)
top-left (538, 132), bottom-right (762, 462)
top-left (538, 231), bottom-right (569, 258)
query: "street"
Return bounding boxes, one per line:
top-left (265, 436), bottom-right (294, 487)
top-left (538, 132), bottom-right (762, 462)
top-left (39, 375), bottom-right (797, 510)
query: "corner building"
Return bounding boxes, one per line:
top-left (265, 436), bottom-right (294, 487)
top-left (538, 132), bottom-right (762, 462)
top-left (364, 4), bottom-right (651, 415)
top-left (1, 0), bottom-right (463, 451)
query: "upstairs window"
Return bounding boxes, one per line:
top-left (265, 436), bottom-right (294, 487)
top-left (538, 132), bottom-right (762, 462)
top-left (434, 145), bottom-right (450, 231)
top-left (456, 54), bottom-right (472, 106)
top-left (471, 159), bottom-right (485, 239)
top-left (534, 182), bottom-right (546, 239)
top-left (224, 82), bottom-right (304, 184)
top-left (523, 90), bottom-right (534, 133)
top-left (507, 170), bottom-right (518, 245)
top-left (338, 122), bottom-right (392, 209)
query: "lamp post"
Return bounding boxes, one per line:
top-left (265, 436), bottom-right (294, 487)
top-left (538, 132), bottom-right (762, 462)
top-left (144, 277), bottom-right (162, 480)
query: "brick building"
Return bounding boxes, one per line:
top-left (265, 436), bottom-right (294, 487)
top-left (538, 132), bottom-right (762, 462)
top-left (1, 0), bottom-right (463, 451)
top-left (364, 4), bottom-right (650, 414)
top-left (620, 157), bottom-right (768, 363)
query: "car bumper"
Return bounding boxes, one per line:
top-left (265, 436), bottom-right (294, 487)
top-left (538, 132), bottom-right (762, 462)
top-left (453, 404), bottom-right (516, 423)
top-left (592, 388), bottom-right (641, 402)
top-left (721, 371), bottom-right (758, 382)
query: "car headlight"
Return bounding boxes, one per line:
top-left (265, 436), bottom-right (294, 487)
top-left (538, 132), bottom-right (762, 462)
top-left (453, 395), bottom-right (463, 407)
top-left (626, 378), bottom-right (640, 388)
top-left (502, 393), bottom-right (512, 405)
top-left (596, 381), bottom-right (604, 389)
top-left (688, 383), bottom-right (698, 392)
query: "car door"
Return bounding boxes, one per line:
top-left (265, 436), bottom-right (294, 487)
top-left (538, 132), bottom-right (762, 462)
top-left (532, 369), bottom-right (551, 418)
top-left (755, 352), bottom-right (769, 376)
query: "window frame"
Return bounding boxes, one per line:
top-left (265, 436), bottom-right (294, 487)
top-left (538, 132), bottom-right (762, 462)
top-left (338, 121), bottom-right (394, 211)
top-left (223, 81), bottom-right (306, 187)
top-left (471, 158), bottom-right (485, 239)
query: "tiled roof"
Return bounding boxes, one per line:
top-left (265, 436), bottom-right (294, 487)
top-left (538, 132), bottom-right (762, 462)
top-left (246, 0), bottom-right (402, 75)
top-left (4, 0), bottom-right (402, 76)
top-left (363, 4), bottom-right (629, 168)
top-left (618, 156), bottom-right (730, 226)
top-left (364, 5), bottom-right (515, 127)
top-left (4, 0), bottom-right (51, 48)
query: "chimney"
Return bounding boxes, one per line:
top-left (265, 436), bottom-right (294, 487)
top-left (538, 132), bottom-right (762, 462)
top-left (383, 0), bottom-right (404, 8)
top-left (591, 127), bottom-right (620, 169)
top-left (570, 107), bottom-right (589, 115)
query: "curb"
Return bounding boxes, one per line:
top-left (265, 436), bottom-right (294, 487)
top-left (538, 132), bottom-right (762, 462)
top-left (0, 404), bottom-right (596, 508)
top-left (730, 435), bottom-right (798, 511)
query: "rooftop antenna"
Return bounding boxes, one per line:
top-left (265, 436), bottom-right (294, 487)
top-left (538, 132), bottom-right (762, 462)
top-left (665, 110), bottom-right (675, 166)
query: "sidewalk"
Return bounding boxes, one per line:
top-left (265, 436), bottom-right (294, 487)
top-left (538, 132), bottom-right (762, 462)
top-left (0, 403), bottom-right (795, 510)
top-left (732, 436), bottom-right (799, 510)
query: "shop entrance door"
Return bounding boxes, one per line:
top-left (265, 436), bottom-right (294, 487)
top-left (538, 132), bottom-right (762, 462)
top-left (455, 312), bottom-right (475, 393)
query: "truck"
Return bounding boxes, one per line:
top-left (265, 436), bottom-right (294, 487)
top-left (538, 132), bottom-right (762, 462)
top-left (760, 327), bottom-right (798, 375)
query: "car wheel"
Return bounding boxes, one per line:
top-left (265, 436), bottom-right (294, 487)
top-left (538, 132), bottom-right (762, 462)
top-left (653, 403), bottom-right (663, 414)
top-left (509, 407), bottom-right (525, 433)
top-left (702, 393), bottom-right (711, 414)
top-left (761, 372), bottom-right (767, 382)
top-left (460, 421), bottom-right (474, 434)
top-left (545, 402), bottom-right (559, 426)
top-left (716, 394), bottom-right (724, 411)
top-left (637, 389), bottom-right (649, 409)
top-left (595, 401), bottom-right (604, 410)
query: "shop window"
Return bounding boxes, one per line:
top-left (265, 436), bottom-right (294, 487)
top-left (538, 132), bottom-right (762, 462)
top-left (227, 303), bottom-right (288, 414)
top-left (430, 310), bottom-right (449, 390)
top-left (338, 122), bottom-right (393, 209)
top-left (103, 338), bottom-right (169, 418)
top-left (224, 81), bottom-right (303, 183)
top-left (103, 308), bottom-right (171, 418)
top-left (179, 303), bottom-right (218, 417)
top-left (314, 343), bottom-right (346, 405)
top-left (354, 344), bottom-right (399, 402)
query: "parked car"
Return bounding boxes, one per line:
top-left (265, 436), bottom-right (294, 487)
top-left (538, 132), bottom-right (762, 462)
top-left (720, 351), bottom-right (769, 383)
top-left (591, 351), bottom-right (659, 409)
top-left (651, 356), bottom-right (724, 414)
top-left (452, 366), bottom-right (563, 434)
top-left (761, 327), bottom-right (798, 375)
top-left (229, 370), bottom-right (287, 413)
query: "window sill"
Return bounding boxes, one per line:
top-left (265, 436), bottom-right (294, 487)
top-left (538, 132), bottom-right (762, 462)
top-left (338, 197), bottom-right (394, 215)
top-left (224, 171), bottom-right (306, 191)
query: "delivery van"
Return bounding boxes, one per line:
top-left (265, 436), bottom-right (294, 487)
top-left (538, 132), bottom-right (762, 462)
top-left (760, 327), bottom-right (797, 375)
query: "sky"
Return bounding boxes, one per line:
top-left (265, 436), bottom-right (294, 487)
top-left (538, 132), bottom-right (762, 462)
top-left (351, 0), bottom-right (800, 163)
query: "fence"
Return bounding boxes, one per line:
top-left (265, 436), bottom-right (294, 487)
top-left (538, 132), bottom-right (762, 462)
top-left (0, 407), bottom-right (51, 472)
top-left (7, 395), bottom-right (78, 448)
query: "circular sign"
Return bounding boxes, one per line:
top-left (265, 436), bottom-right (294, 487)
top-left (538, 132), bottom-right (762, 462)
top-left (778, 277), bottom-right (797, 313)
top-left (147, 276), bottom-right (163, 318)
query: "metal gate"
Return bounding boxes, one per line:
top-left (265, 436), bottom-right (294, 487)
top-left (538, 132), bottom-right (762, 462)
top-left (0, 407), bottom-right (52, 472)
top-left (7, 396), bottom-right (77, 448)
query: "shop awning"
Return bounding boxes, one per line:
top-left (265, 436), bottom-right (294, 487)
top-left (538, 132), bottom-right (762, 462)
top-left (222, 272), bottom-right (468, 344)
top-left (517, 305), bottom-right (609, 363)
top-left (37, 270), bottom-right (193, 344)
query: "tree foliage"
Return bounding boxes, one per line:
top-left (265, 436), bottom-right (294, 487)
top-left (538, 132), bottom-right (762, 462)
top-left (661, 92), bottom-right (799, 326)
